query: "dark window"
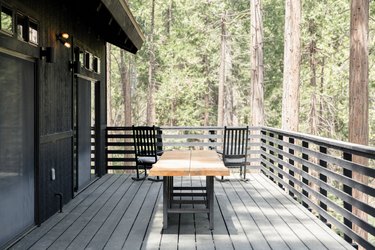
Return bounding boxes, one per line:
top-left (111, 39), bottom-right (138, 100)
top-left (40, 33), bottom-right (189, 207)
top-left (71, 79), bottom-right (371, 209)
top-left (93, 56), bottom-right (100, 74)
top-left (0, 5), bottom-right (13, 34)
top-left (29, 20), bottom-right (38, 45)
top-left (85, 51), bottom-right (92, 70)
top-left (16, 13), bottom-right (27, 41)
top-left (79, 50), bottom-right (84, 68)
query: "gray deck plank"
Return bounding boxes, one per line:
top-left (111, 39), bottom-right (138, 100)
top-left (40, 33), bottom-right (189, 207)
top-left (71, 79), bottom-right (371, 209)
top-left (210, 192), bottom-right (234, 250)
top-left (11, 174), bottom-right (113, 250)
top-left (66, 175), bottom-right (132, 249)
top-left (174, 176), bottom-right (196, 250)
top-left (29, 175), bottom-right (121, 250)
top-left (141, 194), bottom-right (163, 250)
top-left (222, 180), bottom-right (279, 250)
top-left (48, 174), bottom-right (128, 249)
top-left (103, 180), bottom-right (153, 250)
top-left (245, 176), bottom-right (326, 250)
top-left (122, 181), bottom-right (162, 250)
top-left (10, 173), bottom-right (355, 250)
top-left (194, 177), bottom-right (215, 250)
top-left (256, 174), bottom-right (354, 250)
top-left (232, 179), bottom-right (307, 250)
top-left (214, 179), bottom-right (254, 250)
top-left (85, 180), bottom-right (143, 250)
top-left (159, 176), bottom-right (181, 250)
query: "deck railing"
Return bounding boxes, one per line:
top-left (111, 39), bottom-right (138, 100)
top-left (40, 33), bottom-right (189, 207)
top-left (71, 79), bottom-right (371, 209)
top-left (105, 126), bottom-right (262, 170)
top-left (93, 126), bottom-right (375, 249)
top-left (260, 126), bottom-right (375, 249)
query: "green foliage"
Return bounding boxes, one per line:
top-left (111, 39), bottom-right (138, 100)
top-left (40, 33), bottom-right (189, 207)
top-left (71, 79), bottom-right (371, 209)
top-left (107, 0), bottom-right (374, 146)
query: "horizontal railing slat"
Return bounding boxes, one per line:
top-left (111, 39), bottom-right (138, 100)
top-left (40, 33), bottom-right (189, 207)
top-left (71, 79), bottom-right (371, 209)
top-left (261, 147), bottom-right (375, 217)
top-left (262, 133), bottom-right (375, 178)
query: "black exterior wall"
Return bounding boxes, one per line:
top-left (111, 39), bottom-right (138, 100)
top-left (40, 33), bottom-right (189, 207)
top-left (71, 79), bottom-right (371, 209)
top-left (0, 0), bottom-right (142, 243)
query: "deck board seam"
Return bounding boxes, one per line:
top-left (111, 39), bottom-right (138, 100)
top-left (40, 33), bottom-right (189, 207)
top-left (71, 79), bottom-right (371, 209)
top-left (103, 180), bottom-right (153, 249)
top-left (29, 174), bottom-right (121, 250)
top-left (48, 174), bottom-right (126, 249)
top-left (216, 180), bottom-right (255, 249)
top-left (256, 173), bottom-right (351, 249)
top-left (254, 174), bottom-right (331, 249)
top-left (11, 174), bottom-right (114, 250)
top-left (239, 179), bottom-right (310, 249)
top-left (226, 180), bottom-right (276, 249)
top-left (65, 174), bottom-right (132, 249)
top-left (87, 175), bottom-right (144, 249)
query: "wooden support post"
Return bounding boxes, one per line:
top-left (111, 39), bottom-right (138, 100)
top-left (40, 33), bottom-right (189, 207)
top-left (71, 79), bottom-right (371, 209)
top-left (302, 141), bottom-right (309, 209)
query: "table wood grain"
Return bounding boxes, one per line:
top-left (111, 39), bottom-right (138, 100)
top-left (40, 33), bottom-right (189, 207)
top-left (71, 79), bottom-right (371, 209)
top-left (149, 150), bottom-right (229, 177)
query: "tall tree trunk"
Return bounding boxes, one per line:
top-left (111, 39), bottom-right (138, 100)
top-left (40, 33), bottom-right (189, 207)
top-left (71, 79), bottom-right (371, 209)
top-left (146, 0), bottom-right (156, 125)
top-left (224, 24), bottom-right (233, 126)
top-left (120, 50), bottom-right (132, 126)
top-left (166, 0), bottom-right (173, 36)
top-left (281, 0), bottom-right (301, 131)
top-left (224, 81), bottom-right (233, 126)
top-left (308, 21), bottom-right (318, 135)
top-left (250, 0), bottom-right (265, 127)
top-left (349, 0), bottom-right (369, 246)
top-left (203, 54), bottom-right (210, 127)
top-left (106, 43), bottom-right (113, 126)
top-left (319, 57), bottom-right (325, 133)
top-left (217, 12), bottom-right (227, 127)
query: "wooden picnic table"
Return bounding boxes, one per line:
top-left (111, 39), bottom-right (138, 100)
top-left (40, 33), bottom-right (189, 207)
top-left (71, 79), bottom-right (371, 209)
top-left (149, 150), bottom-right (230, 229)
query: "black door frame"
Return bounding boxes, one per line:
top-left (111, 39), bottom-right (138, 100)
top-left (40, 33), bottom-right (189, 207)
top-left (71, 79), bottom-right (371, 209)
top-left (72, 73), bottom-right (99, 194)
top-left (0, 47), bottom-right (40, 237)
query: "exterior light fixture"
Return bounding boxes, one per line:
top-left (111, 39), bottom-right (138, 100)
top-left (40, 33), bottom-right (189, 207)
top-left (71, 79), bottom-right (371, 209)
top-left (40, 47), bottom-right (55, 63)
top-left (57, 32), bottom-right (71, 48)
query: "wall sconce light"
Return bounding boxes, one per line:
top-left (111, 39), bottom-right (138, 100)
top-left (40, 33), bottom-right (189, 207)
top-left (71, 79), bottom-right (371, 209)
top-left (57, 32), bottom-right (71, 48)
top-left (40, 47), bottom-right (55, 63)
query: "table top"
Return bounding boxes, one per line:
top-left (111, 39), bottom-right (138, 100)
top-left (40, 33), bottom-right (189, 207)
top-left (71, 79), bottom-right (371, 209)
top-left (149, 150), bottom-right (230, 177)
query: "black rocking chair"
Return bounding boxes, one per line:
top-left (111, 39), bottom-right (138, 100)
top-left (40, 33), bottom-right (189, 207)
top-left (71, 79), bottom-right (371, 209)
top-left (132, 125), bottom-right (163, 181)
top-left (219, 126), bottom-right (249, 181)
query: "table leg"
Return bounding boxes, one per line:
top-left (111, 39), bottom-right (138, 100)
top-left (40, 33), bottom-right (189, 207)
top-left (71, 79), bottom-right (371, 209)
top-left (207, 176), bottom-right (214, 230)
top-left (163, 176), bottom-right (168, 229)
top-left (169, 176), bottom-right (174, 208)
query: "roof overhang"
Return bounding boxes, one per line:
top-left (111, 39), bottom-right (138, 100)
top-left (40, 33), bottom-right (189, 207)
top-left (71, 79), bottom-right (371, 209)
top-left (100, 0), bottom-right (145, 53)
top-left (75, 0), bottom-right (145, 54)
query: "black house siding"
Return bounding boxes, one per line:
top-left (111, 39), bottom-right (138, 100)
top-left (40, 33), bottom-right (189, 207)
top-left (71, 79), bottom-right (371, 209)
top-left (1, 0), bottom-right (107, 224)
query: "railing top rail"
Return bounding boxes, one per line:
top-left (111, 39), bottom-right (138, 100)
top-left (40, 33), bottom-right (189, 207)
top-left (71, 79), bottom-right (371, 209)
top-left (261, 126), bottom-right (375, 159)
top-left (160, 126), bottom-right (262, 130)
top-left (107, 126), bottom-right (263, 131)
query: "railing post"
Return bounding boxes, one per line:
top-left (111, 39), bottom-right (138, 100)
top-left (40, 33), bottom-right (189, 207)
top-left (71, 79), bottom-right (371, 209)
top-left (288, 137), bottom-right (295, 198)
top-left (105, 128), bottom-right (108, 172)
top-left (343, 152), bottom-right (353, 244)
top-left (269, 132), bottom-right (275, 183)
top-left (277, 134), bottom-right (284, 189)
top-left (302, 141), bottom-right (310, 209)
top-left (319, 146), bottom-right (329, 226)
top-left (156, 127), bottom-right (163, 153)
top-left (209, 130), bottom-right (216, 150)
top-left (260, 129), bottom-right (267, 177)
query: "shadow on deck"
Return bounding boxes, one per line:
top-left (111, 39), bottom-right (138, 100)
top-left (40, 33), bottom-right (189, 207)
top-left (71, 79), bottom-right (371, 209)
top-left (11, 173), bottom-right (353, 250)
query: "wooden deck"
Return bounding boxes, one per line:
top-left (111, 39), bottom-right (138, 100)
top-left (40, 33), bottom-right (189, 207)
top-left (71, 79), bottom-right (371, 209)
top-left (11, 173), bottom-right (353, 250)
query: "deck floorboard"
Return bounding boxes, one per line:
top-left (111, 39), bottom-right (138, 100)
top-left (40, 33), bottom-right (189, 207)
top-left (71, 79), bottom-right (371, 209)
top-left (11, 173), bottom-right (354, 250)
